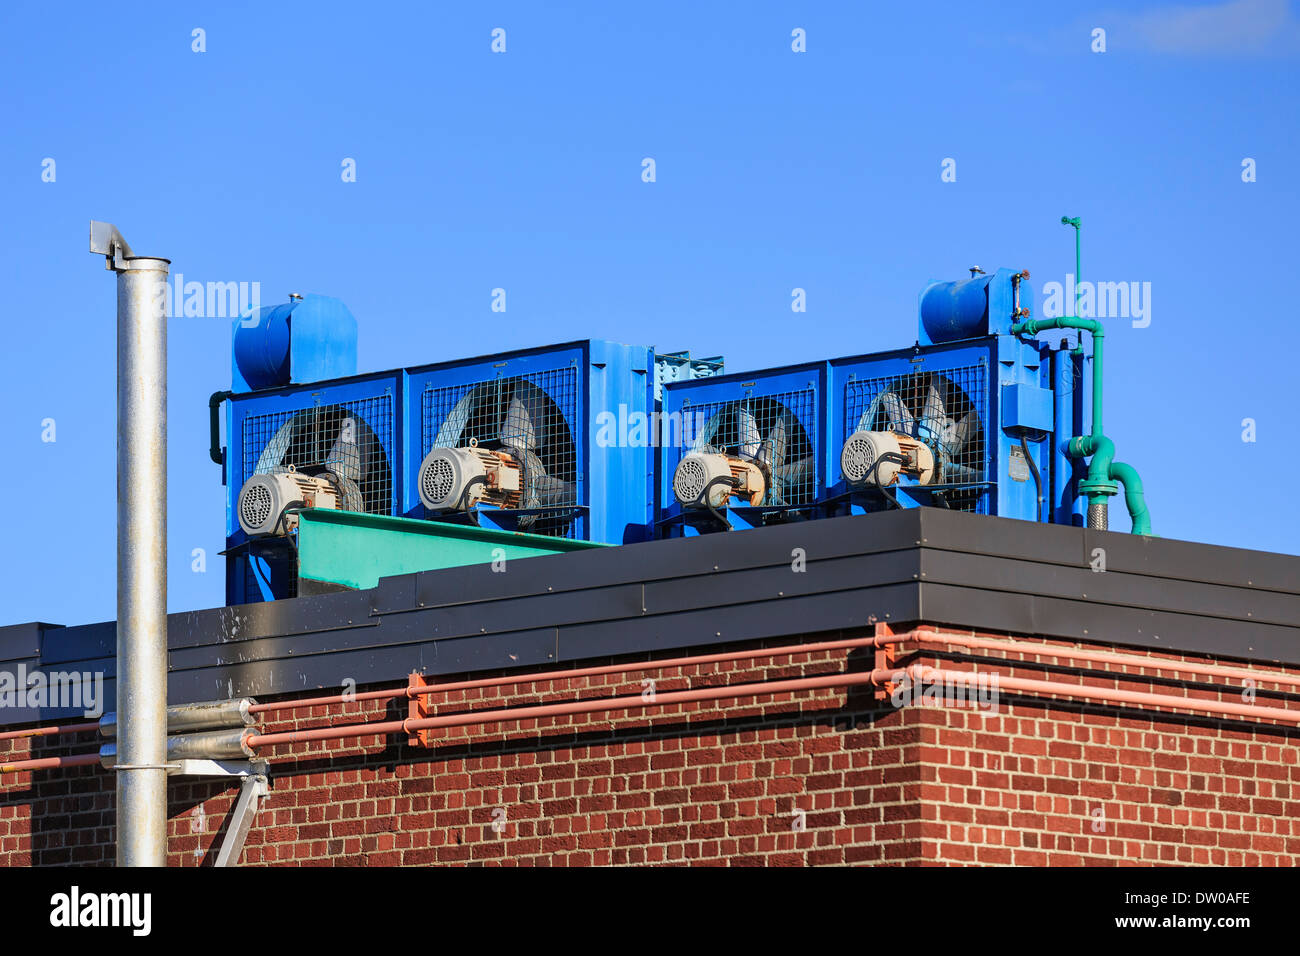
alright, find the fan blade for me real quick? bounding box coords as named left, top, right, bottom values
left=501, top=389, right=543, bottom=455
left=758, top=413, right=790, bottom=473
left=921, top=383, right=946, bottom=429
left=434, top=391, right=477, bottom=447
left=944, top=413, right=974, bottom=453
left=255, top=419, right=296, bottom=474
left=693, top=410, right=725, bottom=453
left=940, top=461, right=983, bottom=484
left=882, top=391, right=915, bottom=431
left=326, top=416, right=367, bottom=481
left=860, top=391, right=914, bottom=434
left=773, top=454, right=813, bottom=506
left=775, top=455, right=812, bottom=482
left=737, top=406, right=762, bottom=459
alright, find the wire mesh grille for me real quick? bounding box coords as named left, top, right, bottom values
left=843, top=362, right=988, bottom=512
left=240, top=395, right=395, bottom=513
left=421, top=366, right=580, bottom=537
left=239, top=393, right=395, bottom=603
left=679, top=388, right=819, bottom=507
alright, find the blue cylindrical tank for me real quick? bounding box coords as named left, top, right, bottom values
left=233, top=302, right=294, bottom=390
left=919, top=275, right=993, bottom=344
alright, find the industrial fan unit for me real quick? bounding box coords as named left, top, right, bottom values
left=829, top=351, right=990, bottom=512
left=409, top=340, right=655, bottom=544
left=825, top=268, right=1059, bottom=522
left=223, top=371, right=400, bottom=604
left=660, top=362, right=826, bottom=535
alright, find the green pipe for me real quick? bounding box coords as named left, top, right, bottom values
left=1013, top=317, right=1150, bottom=534
left=1068, top=434, right=1115, bottom=501
left=1062, top=215, right=1081, bottom=317
left=1108, top=461, right=1151, bottom=536
left=1011, top=315, right=1103, bottom=439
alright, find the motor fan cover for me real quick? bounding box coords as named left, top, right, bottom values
left=841, top=431, right=935, bottom=487
left=674, top=452, right=766, bottom=508
left=238, top=469, right=340, bottom=537
left=418, top=443, right=522, bottom=512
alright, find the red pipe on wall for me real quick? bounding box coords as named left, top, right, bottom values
left=248, top=634, right=884, bottom=716
left=898, top=630, right=1300, bottom=690
left=0, top=752, right=101, bottom=775
left=0, top=721, right=99, bottom=743
left=246, top=658, right=1300, bottom=753
left=246, top=669, right=884, bottom=750
left=896, top=663, right=1300, bottom=725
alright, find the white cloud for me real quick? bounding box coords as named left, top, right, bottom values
left=1121, top=0, right=1300, bottom=55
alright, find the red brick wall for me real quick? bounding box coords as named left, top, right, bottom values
left=1, top=627, right=1296, bottom=866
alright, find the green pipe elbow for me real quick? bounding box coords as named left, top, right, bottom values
left=1108, top=461, right=1151, bottom=536
left=1068, top=434, right=1114, bottom=482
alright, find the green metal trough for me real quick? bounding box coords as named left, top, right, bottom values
left=296, top=510, right=607, bottom=591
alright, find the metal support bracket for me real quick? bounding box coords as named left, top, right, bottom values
left=408, top=671, right=433, bottom=748
left=873, top=621, right=900, bottom=701
left=173, top=758, right=268, bottom=778
left=214, top=769, right=270, bottom=867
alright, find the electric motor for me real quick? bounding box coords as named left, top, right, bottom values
left=418, top=442, right=522, bottom=512
left=237, top=468, right=340, bottom=537
left=673, top=452, right=767, bottom=509
left=840, top=431, right=935, bottom=487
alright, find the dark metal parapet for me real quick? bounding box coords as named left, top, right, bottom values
left=1, top=510, right=1297, bottom=723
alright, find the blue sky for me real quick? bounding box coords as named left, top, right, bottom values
left=1, top=1, right=1296, bottom=625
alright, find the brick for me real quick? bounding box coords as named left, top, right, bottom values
left=1, top=631, right=1295, bottom=868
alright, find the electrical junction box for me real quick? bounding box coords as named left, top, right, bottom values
left=1000, top=383, right=1054, bottom=434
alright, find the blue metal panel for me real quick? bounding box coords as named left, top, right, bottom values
left=659, top=361, right=828, bottom=533
left=992, top=335, right=1051, bottom=522
left=590, top=340, right=655, bottom=544
left=1000, top=383, right=1054, bottom=433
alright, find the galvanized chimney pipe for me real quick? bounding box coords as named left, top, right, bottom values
left=90, top=222, right=170, bottom=867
